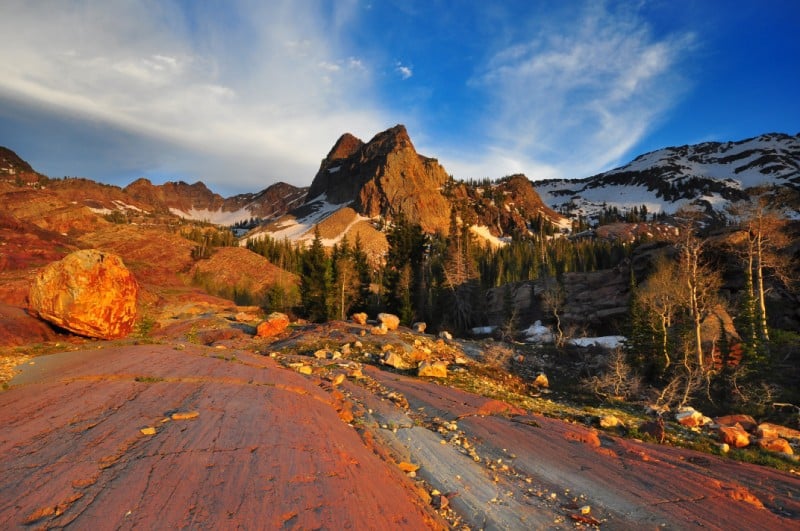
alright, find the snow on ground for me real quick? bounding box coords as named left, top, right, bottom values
left=523, top=321, right=626, bottom=348
left=568, top=336, right=626, bottom=349
left=523, top=321, right=554, bottom=343
left=470, top=225, right=510, bottom=249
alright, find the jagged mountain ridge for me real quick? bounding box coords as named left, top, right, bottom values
left=124, top=178, right=308, bottom=225
left=246, top=125, right=568, bottom=251
left=534, top=132, right=800, bottom=220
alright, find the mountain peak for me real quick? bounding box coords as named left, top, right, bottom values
left=306, top=124, right=451, bottom=232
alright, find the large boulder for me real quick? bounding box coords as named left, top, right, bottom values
left=28, top=250, right=138, bottom=339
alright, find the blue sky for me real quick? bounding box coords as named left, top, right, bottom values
left=0, top=1, right=798, bottom=195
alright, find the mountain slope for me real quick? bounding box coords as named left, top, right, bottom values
left=534, top=132, right=800, bottom=220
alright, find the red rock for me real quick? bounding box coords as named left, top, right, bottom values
left=715, top=414, right=757, bottom=432
left=256, top=312, right=290, bottom=337
left=28, top=249, right=138, bottom=340
left=757, top=438, right=793, bottom=455
left=719, top=424, right=750, bottom=448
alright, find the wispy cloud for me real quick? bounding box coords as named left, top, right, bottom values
left=0, top=0, right=387, bottom=192
left=396, top=62, right=413, bottom=80
left=468, top=3, right=693, bottom=180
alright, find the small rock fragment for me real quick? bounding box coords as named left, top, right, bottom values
left=398, top=462, right=420, bottom=473
left=171, top=411, right=199, bottom=421
left=417, top=360, right=448, bottom=378
left=140, top=427, right=156, bottom=436
left=378, top=313, right=400, bottom=331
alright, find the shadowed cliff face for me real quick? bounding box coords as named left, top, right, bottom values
left=307, top=125, right=452, bottom=234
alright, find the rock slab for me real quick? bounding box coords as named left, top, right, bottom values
left=28, top=249, right=138, bottom=339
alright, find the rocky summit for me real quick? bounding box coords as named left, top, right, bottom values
left=307, top=124, right=453, bottom=233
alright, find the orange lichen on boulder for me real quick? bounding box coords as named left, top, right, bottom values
left=28, top=249, right=138, bottom=340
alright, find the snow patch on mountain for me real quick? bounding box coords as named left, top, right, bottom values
left=534, top=133, right=800, bottom=220
left=470, top=225, right=510, bottom=248
left=241, top=195, right=355, bottom=247
left=170, top=207, right=252, bottom=226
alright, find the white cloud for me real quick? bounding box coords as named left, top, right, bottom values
left=396, top=63, right=413, bottom=80
left=0, top=0, right=388, bottom=192
left=471, top=3, right=693, bottom=180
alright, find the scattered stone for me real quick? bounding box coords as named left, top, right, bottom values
left=349, top=368, right=363, bottom=379
left=718, top=443, right=730, bottom=453
left=29, top=249, right=138, bottom=340
left=140, top=427, right=156, bottom=436
left=313, top=349, right=329, bottom=359
left=718, top=424, right=750, bottom=448
left=171, top=411, right=199, bottom=421
left=351, top=312, right=368, bottom=325
left=297, top=365, right=313, bottom=375
left=370, top=326, right=387, bottom=336
left=454, top=356, right=469, bottom=365
left=417, top=360, right=448, bottom=378
left=675, top=407, right=706, bottom=428
left=256, top=312, right=290, bottom=338
left=599, top=415, right=624, bottom=429
left=758, top=422, right=800, bottom=442
left=398, top=462, right=420, bottom=473
left=532, top=373, right=549, bottom=388
left=331, top=373, right=346, bottom=387
left=438, top=331, right=452, bottom=340
left=235, top=311, right=259, bottom=322
left=580, top=505, right=591, bottom=515
left=332, top=351, right=342, bottom=360
left=341, top=344, right=351, bottom=356
left=378, top=313, right=400, bottom=331
left=412, top=322, right=427, bottom=333
left=715, top=414, right=757, bottom=432
left=382, top=352, right=409, bottom=370
left=354, top=341, right=363, bottom=349
left=758, top=438, right=793, bottom=455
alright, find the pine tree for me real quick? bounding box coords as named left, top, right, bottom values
left=300, top=226, right=332, bottom=322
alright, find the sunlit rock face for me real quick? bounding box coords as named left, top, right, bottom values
left=29, top=249, right=138, bottom=339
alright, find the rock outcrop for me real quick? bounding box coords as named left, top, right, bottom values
left=29, top=250, right=138, bottom=339
left=307, top=125, right=452, bottom=234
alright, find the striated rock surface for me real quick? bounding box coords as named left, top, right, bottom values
left=29, top=250, right=138, bottom=339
